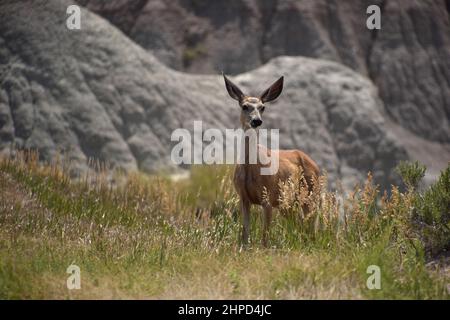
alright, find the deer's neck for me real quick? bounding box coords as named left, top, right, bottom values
left=242, top=128, right=259, bottom=167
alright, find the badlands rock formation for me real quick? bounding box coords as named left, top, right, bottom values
left=78, top=0, right=450, bottom=143
left=2, top=0, right=448, bottom=189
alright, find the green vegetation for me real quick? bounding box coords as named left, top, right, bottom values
left=396, top=160, right=426, bottom=190
left=182, top=44, right=207, bottom=68
left=0, top=152, right=448, bottom=299
left=411, top=165, right=450, bottom=256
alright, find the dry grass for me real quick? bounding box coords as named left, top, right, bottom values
left=0, top=151, right=448, bottom=299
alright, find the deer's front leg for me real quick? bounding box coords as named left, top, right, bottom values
left=241, top=199, right=250, bottom=246
left=262, top=205, right=272, bottom=247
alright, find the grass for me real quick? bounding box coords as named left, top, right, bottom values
left=0, top=151, right=448, bottom=299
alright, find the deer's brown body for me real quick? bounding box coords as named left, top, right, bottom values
left=234, top=146, right=319, bottom=207
left=223, top=74, right=320, bottom=247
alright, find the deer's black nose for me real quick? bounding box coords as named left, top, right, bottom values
left=251, top=119, right=262, bottom=128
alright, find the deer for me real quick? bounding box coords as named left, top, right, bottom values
left=223, top=74, right=320, bottom=247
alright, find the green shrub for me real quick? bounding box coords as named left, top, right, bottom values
left=413, top=164, right=450, bottom=255
left=182, top=45, right=206, bottom=68
left=396, top=161, right=426, bottom=190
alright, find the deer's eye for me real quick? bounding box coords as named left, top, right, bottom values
left=242, top=105, right=249, bottom=111
left=260, top=106, right=265, bottom=112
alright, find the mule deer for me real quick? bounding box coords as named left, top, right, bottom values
left=223, top=74, right=320, bottom=247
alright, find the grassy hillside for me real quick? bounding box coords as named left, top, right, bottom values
left=0, top=152, right=448, bottom=299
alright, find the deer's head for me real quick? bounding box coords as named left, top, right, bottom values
left=223, top=74, right=284, bottom=130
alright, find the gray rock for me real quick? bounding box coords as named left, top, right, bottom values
left=0, top=0, right=411, bottom=190
left=78, top=0, right=450, bottom=144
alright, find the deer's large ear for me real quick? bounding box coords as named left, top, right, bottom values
left=223, top=74, right=245, bottom=101
left=260, top=76, right=284, bottom=103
